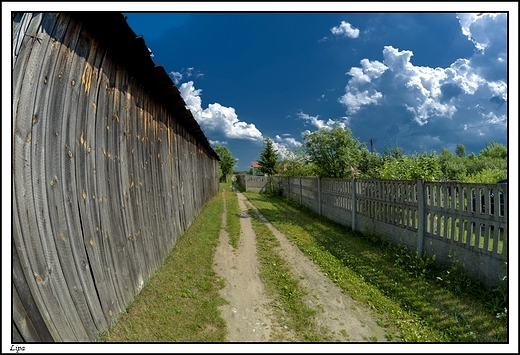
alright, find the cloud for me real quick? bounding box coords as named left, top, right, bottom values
left=335, top=12, right=507, bottom=154
left=340, top=41, right=507, bottom=127
left=456, top=13, right=505, bottom=52
left=170, top=67, right=205, bottom=85
left=170, top=71, right=183, bottom=85
left=179, top=81, right=263, bottom=142
left=209, top=139, right=228, bottom=145
left=274, top=135, right=302, bottom=148
left=339, top=90, right=383, bottom=114
left=270, top=135, right=302, bottom=160
left=297, top=112, right=347, bottom=130
left=456, top=13, right=507, bottom=82
left=331, top=21, right=360, bottom=38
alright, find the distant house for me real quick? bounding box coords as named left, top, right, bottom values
left=251, top=161, right=263, bottom=176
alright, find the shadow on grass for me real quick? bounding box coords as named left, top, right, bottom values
left=244, top=192, right=507, bottom=342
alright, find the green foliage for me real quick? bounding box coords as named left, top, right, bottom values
left=278, top=147, right=316, bottom=177
left=258, top=137, right=279, bottom=177
left=213, top=143, right=238, bottom=181
left=258, top=137, right=280, bottom=193
left=438, top=148, right=467, bottom=181
left=479, top=141, right=507, bottom=160
left=302, top=124, right=370, bottom=178
left=465, top=168, right=507, bottom=183
left=358, top=150, right=383, bottom=179
left=378, top=151, right=441, bottom=181
left=455, top=143, right=466, bottom=158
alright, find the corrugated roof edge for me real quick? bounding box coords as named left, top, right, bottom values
left=67, top=12, right=220, bottom=161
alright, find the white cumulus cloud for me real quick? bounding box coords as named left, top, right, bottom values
left=272, top=135, right=302, bottom=160
left=456, top=13, right=506, bottom=51
left=331, top=21, right=360, bottom=38
left=179, top=81, right=263, bottom=142
left=339, top=41, right=507, bottom=129
left=297, top=112, right=347, bottom=130
left=335, top=12, right=507, bottom=155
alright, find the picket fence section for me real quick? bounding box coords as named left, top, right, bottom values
left=12, top=13, right=219, bottom=342
left=273, top=176, right=507, bottom=288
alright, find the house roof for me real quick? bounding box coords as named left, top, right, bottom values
left=67, top=12, right=219, bottom=161
left=251, top=161, right=262, bottom=168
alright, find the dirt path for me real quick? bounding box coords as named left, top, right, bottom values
left=212, top=191, right=274, bottom=341
left=213, top=190, right=389, bottom=342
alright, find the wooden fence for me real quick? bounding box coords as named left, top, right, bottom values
left=12, top=13, right=219, bottom=342
left=275, top=177, right=507, bottom=288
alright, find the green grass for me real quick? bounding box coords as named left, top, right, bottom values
left=98, top=184, right=228, bottom=342
left=247, top=206, right=334, bottom=341
left=221, top=184, right=241, bottom=249
left=243, top=192, right=508, bottom=342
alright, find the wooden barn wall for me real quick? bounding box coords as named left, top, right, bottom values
left=12, top=13, right=219, bottom=342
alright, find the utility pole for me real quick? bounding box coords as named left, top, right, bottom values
left=370, top=138, right=375, bottom=153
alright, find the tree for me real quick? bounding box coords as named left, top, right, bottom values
left=302, top=125, right=369, bottom=178
left=438, top=148, right=467, bottom=181
left=258, top=137, right=279, bottom=177
left=479, top=141, right=507, bottom=160
left=463, top=142, right=507, bottom=182
left=358, top=150, right=382, bottom=179
left=213, top=143, right=238, bottom=182
left=278, top=147, right=315, bottom=177
left=455, top=143, right=466, bottom=158
left=378, top=151, right=441, bottom=181
left=258, top=137, right=279, bottom=193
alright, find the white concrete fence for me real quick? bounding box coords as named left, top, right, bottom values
left=242, top=175, right=507, bottom=288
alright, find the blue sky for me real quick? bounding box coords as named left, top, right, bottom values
left=120, top=6, right=515, bottom=172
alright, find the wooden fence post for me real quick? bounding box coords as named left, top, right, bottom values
left=417, top=179, right=425, bottom=257
left=352, top=178, right=357, bottom=231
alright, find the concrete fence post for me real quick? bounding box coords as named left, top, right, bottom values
left=317, top=177, right=322, bottom=216
left=299, top=177, right=303, bottom=205
left=417, top=179, right=425, bottom=257
left=352, top=178, right=357, bottom=231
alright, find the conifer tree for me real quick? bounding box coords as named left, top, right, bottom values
left=258, top=137, right=279, bottom=193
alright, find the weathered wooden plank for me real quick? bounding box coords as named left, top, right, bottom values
left=45, top=13, right=103, bottom=341
left=56, top=15, right=110, bottom=336
left=101, top=49, right=141, bottom=303
left=12, top=13, right=64, bottom=342
left=35, top=12, right=93, bottom=341
left=111, top=58, right=146, bottom=296
left=130, top=85, right=153, bottom=271
left=92, top=40, right=137, bottom=310
left=17, top=12, right=79, bottom=342
left=12, top=241, right=55, bottom=342
left=13, top=283, right=42, bottom=342
left=119, top=66, right=149, bottom=292
left=76, top=25, right=125, bottom=324
left=71, top=21, right=121, bottom=329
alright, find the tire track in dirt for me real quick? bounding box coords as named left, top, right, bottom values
left=213, top=190, right=388, bottom=342
left=212, top=191, right=274, bottom=342
left=243, top=195, right=389, bottom=342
